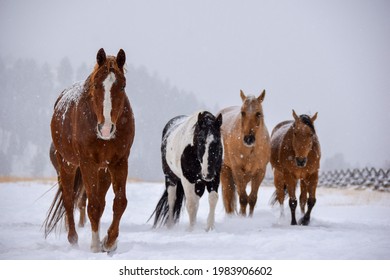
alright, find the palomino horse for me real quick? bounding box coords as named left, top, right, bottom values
left=219, top=90, right=270, bottom=216
left=270, top=110, right=321, bottom=225
left=150, top=111, right=223, bottom=231
left=44, top=48, right=135, bottom=252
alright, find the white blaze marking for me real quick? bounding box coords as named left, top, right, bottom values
left=201, top=134, right=214, bottom=180
left=103, top=73, right=116, bottom=126
left=98, top=73, right=116, bottom=139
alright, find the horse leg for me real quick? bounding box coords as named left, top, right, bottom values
left=57, top=159, right=78, bottom=245
left=285, top=174, right=298, bottom=225
left=74, top=169, right=87, bottom=228
left=97, top=169, right=112, bottom=218
left=77, top=188, right=87, bottom=227
left=248, top=169, right=265, bottom=217
left=299, top=173, right=318, bottom=226
left=233, top=172, right=248, bottom=216
left=102, top=159, right=128, bottom=252
left=166, top=180, right=177, bottom=228
left=237, top=187, right=249, bottom=216
left=205, top=179, right=219, bottom=231
left=273, top=169, right=286, bottom=219
left=299, top=180, right=308, bottom=214
left=80, top=164, right=102, bottom=252
left=183, top=179, right=200, bottom=230
left=220, top=164, right=236, bottom=215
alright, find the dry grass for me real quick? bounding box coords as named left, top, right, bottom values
left=0, top=176, right=145, bottom=184
left=0, top=177, right=57, bottom=183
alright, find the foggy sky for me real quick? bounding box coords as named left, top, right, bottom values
left=1, top=0, right=389, bottom=168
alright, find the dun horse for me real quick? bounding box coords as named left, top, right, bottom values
left=219, top=90, right=270, bottom=216
left=150, top=111, right=223, bottom=231
left=44, top=48, right=135, bottom=252
left=270, top=110, right=321, bottom=225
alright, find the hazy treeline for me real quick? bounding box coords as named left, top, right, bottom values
left=0, top=56, right=207, bottom=180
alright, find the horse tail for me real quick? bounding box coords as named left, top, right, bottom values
left=173, top=181, right=185, bottom=222
left=149, top=180, right=185, bottom=228
left=269, top=185, right=288, bottom=206
left=43, top=168, right=83, bottom=238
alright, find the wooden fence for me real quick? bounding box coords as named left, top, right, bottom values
left=263, top=168, right=390, bottom=191
left=319, top=168, right=390, bottom=191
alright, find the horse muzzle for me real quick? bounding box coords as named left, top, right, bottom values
left=295, top=157, right=307, bottom=168
left=202, top=173, right=215, bottom=182
left=243, top=134, right=255, bottom=147
left=97, top=123, right=116, bottom=140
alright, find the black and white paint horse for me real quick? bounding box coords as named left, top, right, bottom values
left=150, top=111, right=223, bottom=231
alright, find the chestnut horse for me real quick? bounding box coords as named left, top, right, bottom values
left=44, top=48, right=135, bottom=252
left=270, top=110, right=320, bottom=225
left=219, top=90, right=270, bottom=216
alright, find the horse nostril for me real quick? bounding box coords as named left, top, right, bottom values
left=295, top=157, right=307, bottom=167
left=98, top=123, right=103, bottom=132
left=110, top=124, right=115, bottom=134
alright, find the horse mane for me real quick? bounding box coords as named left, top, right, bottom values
left=299, top=114, right=316, bottom=134
left=193, top=111, right=216, bottom=128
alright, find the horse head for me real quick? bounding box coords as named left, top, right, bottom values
left=89, top=48, right=127, bottom=140
left=291, top=110, right=318, bottom=168
left=194, top=112, right=223, bottom=181
left=240, top=90, right=266, bottom=147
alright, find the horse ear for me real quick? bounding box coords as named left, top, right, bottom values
left=258, top=90, right=266, bottom=102
left=97, top=48, right=106, bottom=66
left=240, top=90, right=246, bottom=102
left=311, top=112, right=318, bottom=122
left=117, top=49, right=126, bottom=69
left=215, top=113, right=223, bottom=128
left=197, top=112, right=204, bottom=125
left=292, top=110, right=299, bottom=121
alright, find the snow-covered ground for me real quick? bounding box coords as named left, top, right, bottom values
left=0, top=180, right=389, bottom=260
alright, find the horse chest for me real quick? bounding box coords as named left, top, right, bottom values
left=231, top=148, right=259, bottom=175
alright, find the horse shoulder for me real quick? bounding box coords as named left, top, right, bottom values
left=181, top=145, right=200, bottom=184
left=270, top=125, right=293, bottom=170
left=308, top=137, right=321, bottom=168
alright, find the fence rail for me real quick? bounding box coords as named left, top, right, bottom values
left=263, top=167, right=390, bottom=191
left=319, top=168, right=390, bottom=191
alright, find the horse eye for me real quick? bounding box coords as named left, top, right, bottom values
left=256, top=112, right=262, bottom=118
left=241, top=112, right=246, bottom=117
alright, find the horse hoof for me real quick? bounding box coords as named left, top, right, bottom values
left=186, top=225, right=195, bottom=232
left=102, top=236, right=117, bottom=253
left=68, top=233, right=78, bottom=246
left=299, top=217, right=310, bottom=226
left=205, top=224, right=215, bottom=232
left=90, top=243, right=102, bottom=253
